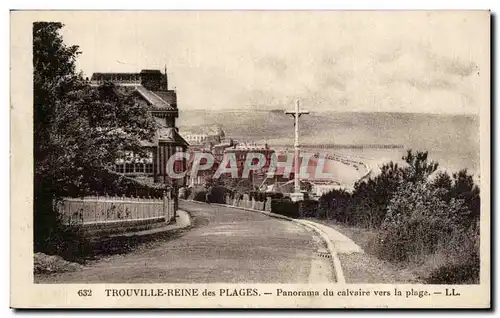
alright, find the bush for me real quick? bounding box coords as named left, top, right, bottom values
left=192, top=190, right=207, bottom=203
left=318, top=188, right=352, bottom=222
left=296, top=149, right=480, bottom=284
left=299, top=199, right=320, bottom=218
left=38, top=212, right=93, bottom=263
left=424, top=224, right=480, bottom=284
left=265, top=192, right=284, bottom=199
left=374, top=180, right=480, bottom=284
left=377, top=181, right=468, bottom=262
left=271, top=198, right=300, bottom=218
left=270, top=198, right=319, bottom=218
left=208, top=186, right=232, bottom=204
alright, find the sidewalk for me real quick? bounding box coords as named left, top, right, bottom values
left=297, top=219, right=364, bottom=254
left=294, top=219, right=364, bottom=284
left=299, top=219, right=419, bottom=284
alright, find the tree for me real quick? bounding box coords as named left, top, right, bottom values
left=33, top=22, right=157, bottom=251
left=451, top=169, right=481, bottom=224
left=350, top=161, right=402, bottom=228
left=431, top=169, right=480, bottom=225
left=430, top=171, right=453, bottom=202
left=401, top=150, right=439, bottom=183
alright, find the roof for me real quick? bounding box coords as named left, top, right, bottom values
left=135, top=86, right=176, bottom=111
left=91, top=72, right=139, bottom=77
left=151, top=91, right=177, bottom=108
left=157, top=127, right=189, bottom=146
left=140, top=69, right=162, bottom=74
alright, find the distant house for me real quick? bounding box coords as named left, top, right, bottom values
left=184, top=125, right=226, bottom=146
left=184, top=133, right=209, bottom=145
left=90, top=69, right=189, bottom=185
left=223, top=144, right=274, bottom=178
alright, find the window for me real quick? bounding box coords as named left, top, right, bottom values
left=145, top=164, right=153, bottom=174
left=135, top=163, right=145, bottom=173
left=125, top=163, right=134, bottom=173
left=116, top=164, right=124, bottom=174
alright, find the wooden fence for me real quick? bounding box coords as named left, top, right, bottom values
left=56, top=195, right=175, bottom=225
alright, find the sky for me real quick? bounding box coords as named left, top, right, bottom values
left=53, top=11, right=489, bottom=114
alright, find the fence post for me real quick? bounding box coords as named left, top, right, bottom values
left=104, top=193, right=109, bottom=221
left=265, top=197, right=272, bottom=212
left=94, top=195, right=98, bottom=222
left=163, top=191, right=168, bottom=223
left=121, top=194, right=126, bottom=220
left=147, top=196, right=150, bottom=219
left=172, top=186, right=178, bottom=220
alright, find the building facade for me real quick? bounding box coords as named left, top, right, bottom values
left=90, top=69, right=189, bottom=185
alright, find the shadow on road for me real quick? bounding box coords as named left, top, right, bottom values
left=61, top=224, right=193, bottom=265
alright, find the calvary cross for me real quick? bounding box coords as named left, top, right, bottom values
left=285, top=100, right=309, bottom=201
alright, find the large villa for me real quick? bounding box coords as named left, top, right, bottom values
left=90, top=69, right=189, bottom=185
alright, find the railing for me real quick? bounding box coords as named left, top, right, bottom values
left=56, top=195, right=175, bottom=226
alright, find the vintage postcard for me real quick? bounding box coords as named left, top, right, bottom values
left=10, top=10, right=490, bottom=308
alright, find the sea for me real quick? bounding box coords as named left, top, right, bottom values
left=178, top=110, right=480, bottom=181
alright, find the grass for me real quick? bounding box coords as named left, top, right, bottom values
left=309, top=218, right=479, bottom=284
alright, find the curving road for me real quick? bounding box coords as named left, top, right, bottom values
left=36, top=201, right=335, bottom=283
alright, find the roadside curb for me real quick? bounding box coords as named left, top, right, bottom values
left=295, top=220, right=346, bottom=284
left=180, top=199, right=345, bottom=283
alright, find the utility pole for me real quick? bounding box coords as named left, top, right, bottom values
left=285, top=100, right=309, bottom=202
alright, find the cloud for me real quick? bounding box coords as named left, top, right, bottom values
left=382, top=76, right=457, bottom=91
left=61, top=11, right=485, bottom=114
left=230, top=43, right=478, bottom=114
left=254, top=56, right=288, bottom=78
left=425, top=52, right=478, bottom=77
left=376, top=47, right=404, bottom=64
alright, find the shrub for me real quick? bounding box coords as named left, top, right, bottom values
left=192, top=190, right=207, bottom=203
left=423, top=224, right=480, bottom=284
left=208, top=186, right=232, bottom=204
left=299, top=199, right=320, bottom=218
left=265, top=192, right=284, bottom=200
left=38, top=212, right=93, bottom=263
left=271, top=198, right=300, bottom=218
left=318, top=188, right=352, bottom=222
left=377, top=181, right=469, bottom=262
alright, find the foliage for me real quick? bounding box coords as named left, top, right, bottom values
left=424, top=223, right=480, bottom=284
left=298, top=199, right=320, bottom=218
left=400, top=150, right=439, bottom=183
left=33, top=22, right=158, bottom=252
left=271, top=199, right=300, bottom=218
left=192, top=190, right=208, bottom=203
left=207, top=186, right=232, bottom=204
left=314, top=149, right=480, bottom=283
left=318, top=150, right=441, bottom=228
left=377, top=181, right=470, bottom=262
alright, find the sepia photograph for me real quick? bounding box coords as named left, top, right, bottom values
left=10, top=10, right=490, bottom=308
